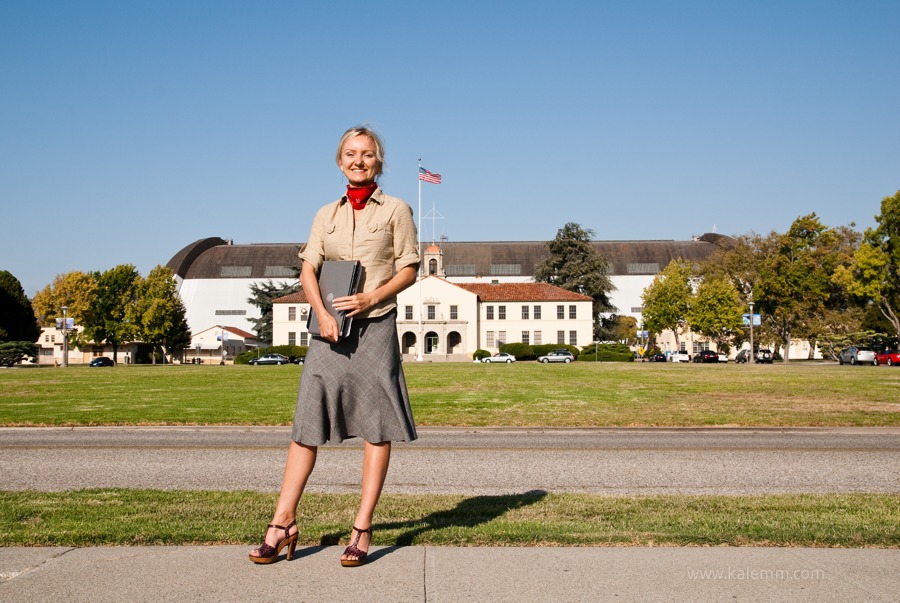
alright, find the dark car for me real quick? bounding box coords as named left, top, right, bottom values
left=248, top=353, right=290, bottom=365
left=692, top=350, right=719, bottom=363
left=647, top=353, right=666, bottom=362
left=89, top=357, right=115, bottom=367
left=292, top=356, right=305, bottom=365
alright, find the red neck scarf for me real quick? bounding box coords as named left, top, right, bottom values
left=346, top=183, right=378, bottom=210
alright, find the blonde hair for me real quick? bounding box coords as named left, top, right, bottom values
left=335, top=126, right=385, bottom=178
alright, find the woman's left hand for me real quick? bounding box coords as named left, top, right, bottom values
left=332, top=292, right=377, bottom=317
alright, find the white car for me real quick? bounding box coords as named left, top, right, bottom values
left=669, top=351, right=691, bottom=363
left=481, top=353, right=516, bottom=363
left=537, top=350, right=575, bottom=363
left=717, top=353, right=728, bottom=363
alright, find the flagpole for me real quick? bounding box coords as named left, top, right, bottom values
left=416, top=158, right=423, bottom=362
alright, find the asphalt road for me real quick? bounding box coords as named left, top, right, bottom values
left=2, top=426, right=898, bottom=495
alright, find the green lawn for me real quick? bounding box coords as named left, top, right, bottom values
left=3, top=362, right=898, bottom=549
left=1, top=362, right=898, bottom=427
left=2, top=490, right=897, bottom=548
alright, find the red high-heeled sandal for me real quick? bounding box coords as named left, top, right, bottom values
left=340, top=525, right=372, bottom=567
left=248, top=519, right=298, bottom=564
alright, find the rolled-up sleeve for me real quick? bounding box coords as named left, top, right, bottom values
left=392, top=202, right=419, bottom=272
left=299, top=205, right=330, bottom=272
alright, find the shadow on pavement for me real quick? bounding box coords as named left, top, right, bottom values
left=319, top=489, right=549, bottom=558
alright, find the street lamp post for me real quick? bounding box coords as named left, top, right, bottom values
left=748, top=300, right=755, bottom=365
left=61, top=305, right=69, bottom=367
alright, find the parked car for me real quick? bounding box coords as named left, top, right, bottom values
left=481, top=352, right=516, bottom=363
left=537, top=350, right=575, bottom=363
left=248, top=353, right=290, bottom=365
left=717, top=353, right=728, bottom=363
left=647, top=353, right=667, bottom=362
left=291, top=356, right=305, bottom=365
left=875, top=350, right=900, bottom=366
left=754, top=349, right=774, bottom=364
left=669, top=351, right=691, bottom=363
left=89, top=357, right=115, bottom=367
left=839, top=347, right=877, bottom=366
left=735, top=349, right=773, bottom=364
left=692, top=350, right=719, bottom=363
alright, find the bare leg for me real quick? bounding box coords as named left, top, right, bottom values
left=250, top=441, right=317, bottom=558
left=341, top=440, right=391, bottom=563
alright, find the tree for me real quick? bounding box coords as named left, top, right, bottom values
left=687, top=277, right=744, bottom=350
left=0, top=341, right=38, bottom=367
left=756, top=214, right=854, bottom=362
left=641, top=259, right=693, bottom=349
left=31, top=271, right=97, bottom=328
left=134, top=265, right=191, bottom=364
left=247, top=280, right=300, bottom=344
left=597, top=314, right=638, bottom=345
left=0, top=271, right=41, bottom=344
left=835, top=189, right=900, bottom=339
left=81, top=265, right=141, bottom=363
left=533, top=222, right=615, bottom=335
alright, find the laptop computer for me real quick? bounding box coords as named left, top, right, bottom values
left=306, top=260, right=362, bottom=340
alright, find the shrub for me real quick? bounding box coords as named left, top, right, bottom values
left=532, top=344, right=579, bottom=358
left=579, top=343, right=634, bottom=362
left=499, top=342, right=534, bottom=360
left=473, top=349, right=491, bottom=361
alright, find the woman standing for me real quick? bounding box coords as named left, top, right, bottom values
left=249, top=126, right=419, bottom=566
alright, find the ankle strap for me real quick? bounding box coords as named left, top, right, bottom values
left=268, top=519, right=297, bottom=538
left=352, top=525, right=372, bottom=535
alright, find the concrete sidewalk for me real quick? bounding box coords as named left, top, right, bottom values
left=1, top=545, right=897, bottom=602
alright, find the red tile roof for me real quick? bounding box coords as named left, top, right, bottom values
left=455, top=282, right=591, bottom=302
left=274, top=290, right=310, bottom=303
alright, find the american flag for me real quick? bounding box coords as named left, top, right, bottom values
left=418, top=167, right=442, bottom=184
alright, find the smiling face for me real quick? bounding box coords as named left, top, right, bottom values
left=338, top=134, right=381, bottom=186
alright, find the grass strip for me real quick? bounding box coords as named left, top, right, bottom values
left=1, top=490, right=897, bottom=548
left=1, top=363, right=899, bottom=427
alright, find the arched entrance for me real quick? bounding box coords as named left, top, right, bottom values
left=425, top=331, right=439, bottom=354
left=402, top=332, right=417, bottom=355
left=447, top=331, right=462, bottom=354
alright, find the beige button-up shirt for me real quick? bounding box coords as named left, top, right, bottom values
left=300, top=188, right=420, bottom=319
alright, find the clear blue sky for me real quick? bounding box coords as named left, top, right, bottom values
left=3, top=0, right=898, bottom=297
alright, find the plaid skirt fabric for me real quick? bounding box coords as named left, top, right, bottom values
left=291, top=310, right=417, bottom=446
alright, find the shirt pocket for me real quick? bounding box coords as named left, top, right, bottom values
left=323, top=223, right=347, bottom=259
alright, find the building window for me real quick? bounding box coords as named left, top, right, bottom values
left=498, top=305, right=506, bottom=320
left=557, top=331, right=565, bottom=345
left=522, top=331, right=530, bottom=345
left=486, top=331, right=495, bottom=347
left=429, top=258, right=438, bottom=274
left=288, top=332, right=296, bottom=346
left=534, top=331, right=542, bottom=345
left=498, top=331, right=506, bottom=346
left=405, top=305, right=413, bottom=320
left=288, top=307, right=296, bottom=321
left=486, top=306, right=494, bottom=320
left=569, top=331, right=577, bottom=346
left=300, top=333, right=309, bottom=346
left=631, top=307, right=644, bottom=313
left=427, top=305, right=436, bottom=320
left=534, top=305, right=541, bottom=319
left=522, top=305, right=529, bottom=320
left=450, top=305, right=458, bottom=320
left=557, top=305, right=565, bottom=319
left=44, top=334, right=49, bottom=342
left=569, top=305, right=577, bottom=319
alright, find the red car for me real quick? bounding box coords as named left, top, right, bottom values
left=875, top=350, right=900, bottom=366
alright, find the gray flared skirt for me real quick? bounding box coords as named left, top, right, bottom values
left=291, top=310, right=417, bottom=446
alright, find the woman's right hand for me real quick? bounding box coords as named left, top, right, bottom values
left=315, top=309, right=340, bottom=342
